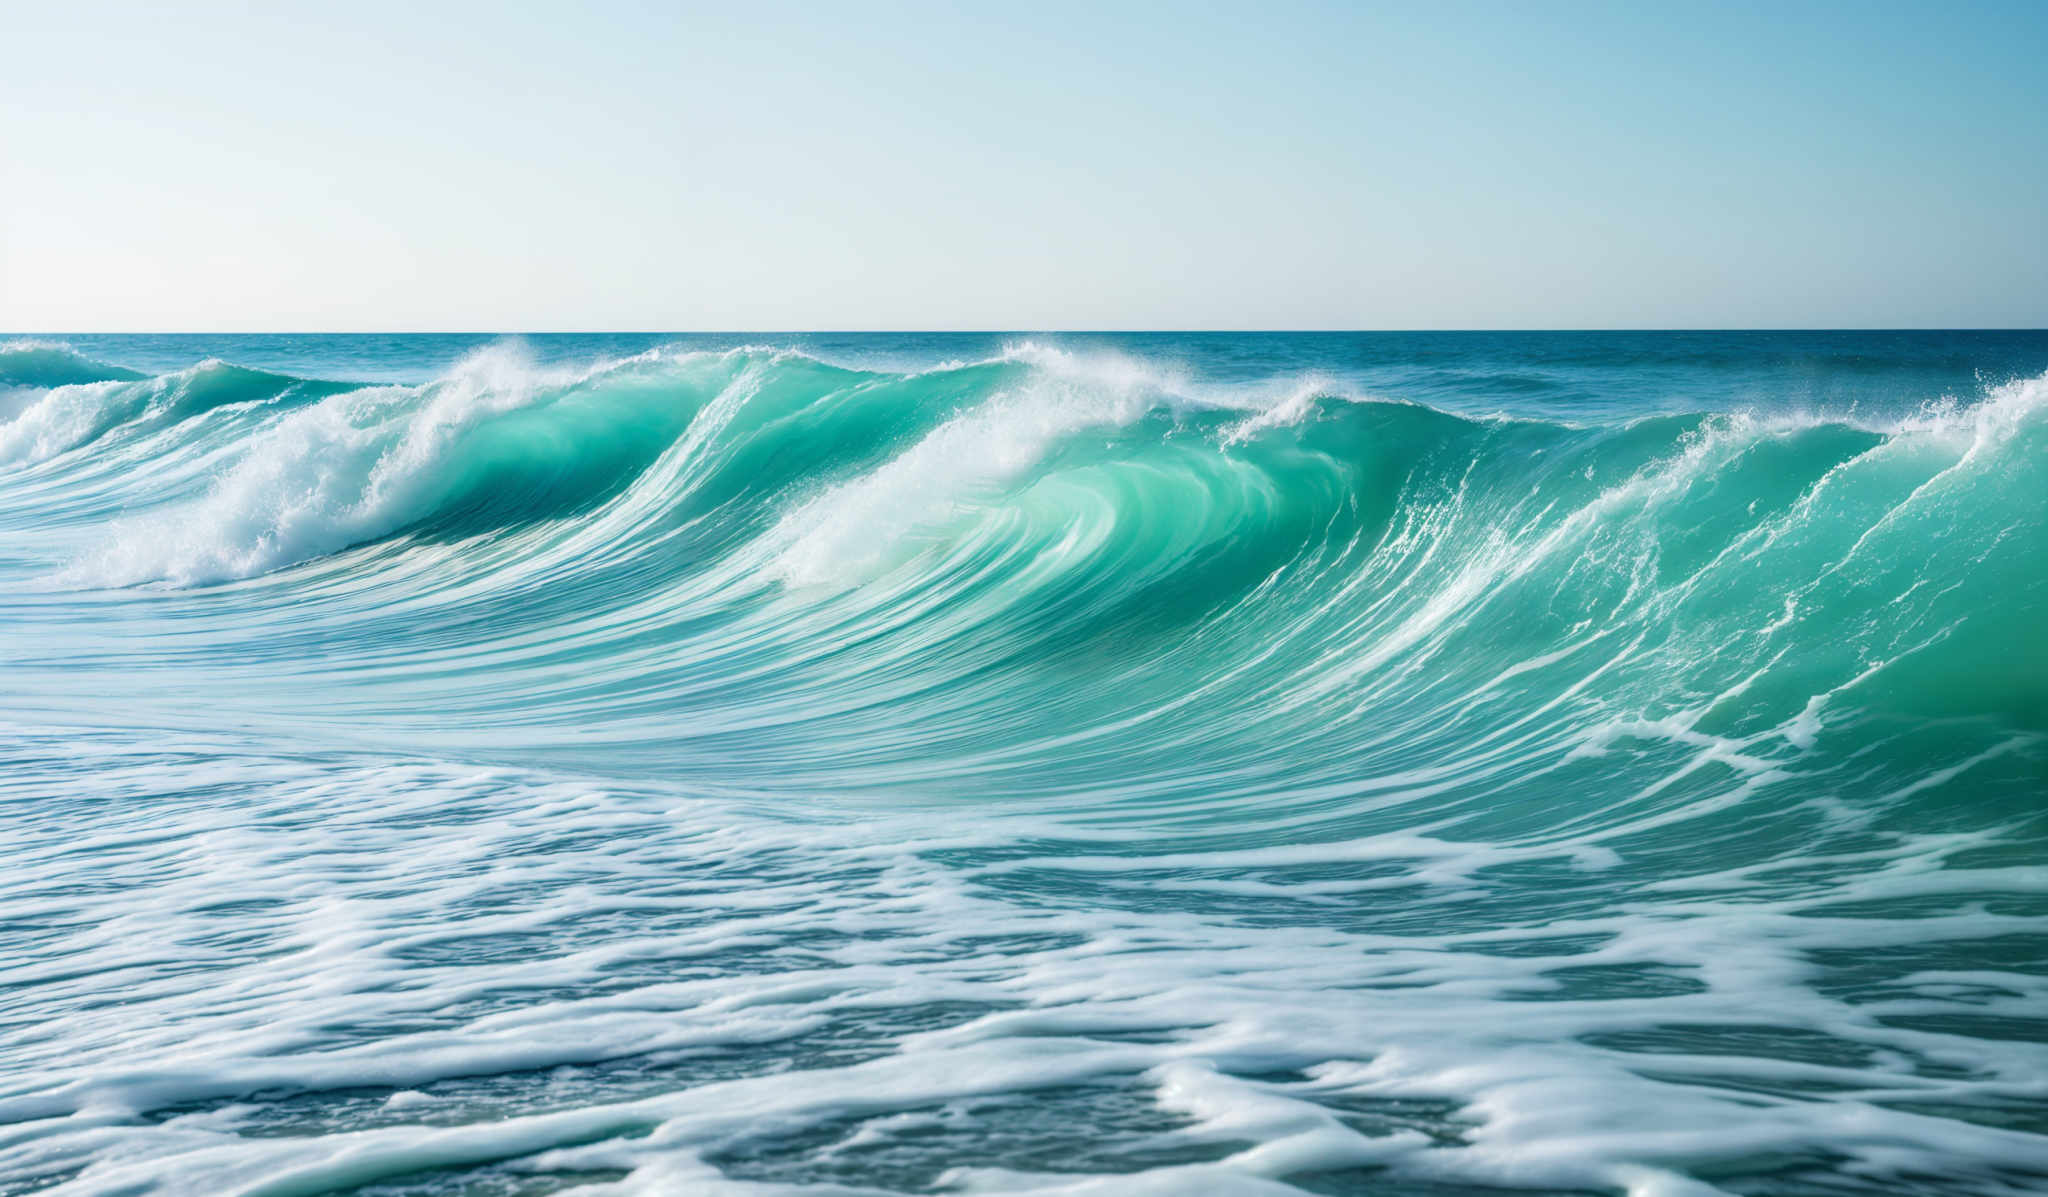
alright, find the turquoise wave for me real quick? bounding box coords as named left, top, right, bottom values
left=2, top=338, right=2045, bottom=1196
left=16, top=342, right=2043, bottom=728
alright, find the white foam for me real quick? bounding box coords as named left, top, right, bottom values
left=3, top=723, right=2041, bottom=1196
left=54, top=344, right=603, bottom=587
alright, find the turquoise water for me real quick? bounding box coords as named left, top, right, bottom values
left=2, top=332, right=2045, bottom=1196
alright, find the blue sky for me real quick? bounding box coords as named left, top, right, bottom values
left=3, top=1, right=2042, bottom=330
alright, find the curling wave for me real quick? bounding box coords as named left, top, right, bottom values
left=2, top=335, right=2045, bottom=1197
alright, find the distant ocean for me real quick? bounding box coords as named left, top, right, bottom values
left=4, top=331, right=2045, bottom=1196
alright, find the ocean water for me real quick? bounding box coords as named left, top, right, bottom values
left=2, top=331, right=2045, bottom=1197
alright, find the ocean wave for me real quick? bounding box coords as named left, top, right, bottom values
left=17, top=347, right=2034, bottom=745
left=5, top=338, right=2048, bottom=1195
left=0, top=340, right=146, bottom=389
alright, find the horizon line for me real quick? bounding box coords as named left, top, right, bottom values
left=11, top=327, right=2048, bottom=337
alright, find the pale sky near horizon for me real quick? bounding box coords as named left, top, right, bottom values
left=2, top=0, right=2043, bottom=331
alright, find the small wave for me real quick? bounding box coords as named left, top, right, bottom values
left=0, top=340, right=146, bottom=389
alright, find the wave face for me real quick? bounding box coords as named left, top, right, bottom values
left=3, top=331, right=2046, bottom=1197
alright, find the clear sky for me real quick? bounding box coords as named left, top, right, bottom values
left=3, top=1, right=2043, bottom=331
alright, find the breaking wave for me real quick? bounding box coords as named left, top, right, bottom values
left=2, top=337, right=2045, bottom=1196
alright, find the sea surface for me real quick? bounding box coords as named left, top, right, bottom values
left=2, top=331, right=2045, bottom=1196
